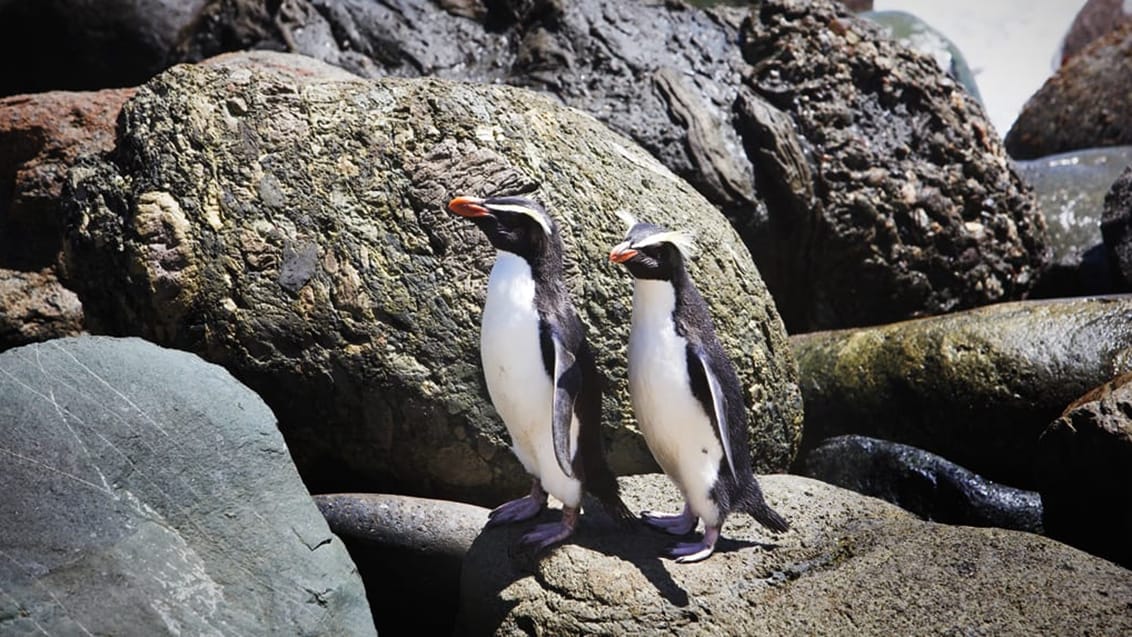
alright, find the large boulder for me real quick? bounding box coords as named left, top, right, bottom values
left=0, top=336, right=374, bottom=635
left=800, top=435, right=1043, bottom=533
left=791, top=296, right=1132, bottom=488
left=1057, top=0, right=1132, bottom=66
left=173, top=0, right=1046, bottom=333
left=62, top=51, right=802, bottom=505
left=457, top=473, right=1132, bottom=635
left=1037, top=372, right=1132, bottom=569
left=1007, top=22, right=1132, bottom=159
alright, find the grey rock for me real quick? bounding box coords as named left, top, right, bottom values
left=0, top=336, right=374, bottom=636
left=316, top=493, right=488, bottom=636
left=791, top=296, right=1132, bottom=489
left=457, top=473, right=1132, bottom=635
left=173, top=0, right=1046, bottom=333
left=1007, top=22, right=1132, bottom=159
left=62, top=51, right=802, bottom=506
left=1015, top=146, right=1132, bottom=296
left=0, top=0, right=208, bottom=96
left=800, top=435, right=1043, bottom=533
left=1102, top=163, right=1132, bottom=288
left=1037, top=373, right=1132, bottom=569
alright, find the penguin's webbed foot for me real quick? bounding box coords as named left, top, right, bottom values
left=519, top=506, right=579, bottom=552
left=664, top=525, right=720, bottom=563
left=486, top=494, right=546, bottom=527
left=641, top=503, right=697, bottom=535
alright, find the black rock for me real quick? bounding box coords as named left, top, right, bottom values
left=799, top=435, right=1043, bottom=533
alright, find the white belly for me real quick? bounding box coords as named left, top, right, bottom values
left=480, top=251, right=581, bottom=507
left=628, top=279, right=723, bottom=526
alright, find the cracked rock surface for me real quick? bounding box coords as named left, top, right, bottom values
left=0, top=335, right=374, bottom=636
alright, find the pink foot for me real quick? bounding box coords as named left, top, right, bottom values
left=486, top=481, right=547, bottom=527
left=520, top=506, right=579, bottom=552
left=665, top=525, right=720, bottom=563
left=641, top=503, right=698, bottom=535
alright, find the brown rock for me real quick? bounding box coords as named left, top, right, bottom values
left=1037, top=372, right=1132, bottom=568
left=0, top=269, right=84, bottom=351
left=1007, top=22, right=1132, bottom=159
left=1059, top=0, right=1132, bottom=65
left=0, top=88, right=134, bottom=270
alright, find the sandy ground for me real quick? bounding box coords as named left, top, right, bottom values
left=873, top=0, right=1089, bottom=138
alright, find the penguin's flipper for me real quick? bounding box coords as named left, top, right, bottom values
left=550, top=330, right=580, bottom=479
left=692, top=345, right=737, bottom=481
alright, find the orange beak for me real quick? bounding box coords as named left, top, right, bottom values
left=448, top=196, right=491, bottom=218
left=609, top=244, right=638, bottom=263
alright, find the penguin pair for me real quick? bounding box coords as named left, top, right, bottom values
left=448, top=195, right=787, bottom=562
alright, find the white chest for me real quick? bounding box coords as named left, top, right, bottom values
left=479, top=251, right=580, bottom=505
left=628, top=279, right=723, bottom=522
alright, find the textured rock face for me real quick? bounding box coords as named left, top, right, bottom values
left=737, top=0, right=1047, bottom=331
left=63, top=51, right=802, bottom=504
left=0, top=88, right=134, bottom=269
left=317, top=493, right=489, bottom=635
left=0, top=0, right=207, bottom=96
left=0, top=336, right=374, bottom=636
left=792, top=296, right=1132, bottom=488
left=800, top=435, right=1042, bottom=533
left=1058, top=0, right=1132, bottom=66
left=0, top=268, right=83, bottom=349
left=1007, top=22, right=1132, bottom=159
left=458, top=474, right=1132, bottom=636
left=1102, top=164, right=1132, bottom=288
left=1037, top=373, right=1132, bottom=569
left=172, top=0, right=1045, bottom=333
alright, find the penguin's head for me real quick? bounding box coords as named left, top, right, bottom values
left=609, top=216, right=695, bottom=281
left=448, top=195, right=557, bottom=259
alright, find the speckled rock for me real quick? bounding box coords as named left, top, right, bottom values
left=859, top=10, right=982, bottom=103
left=800, top=434, right=1042, bottom=533
left=0, top=268, right=83, bottom=350
left=1007, top=21, right=1132, bottom=159
left=316, top=493, right=488, bottom=635
left=62, top=50, right=802, bottom=505
left=1037, top=372, right=1132, bottom=569
left=737, top=0, right=1047, bottom=331
left=0, top=336, right=374, bottom=636
left=1058, top=0, right=1132, bottom=66
left=174, top=0, right=1045, bottom=333
left=792, top=296, right=1132, bottom=488
left=457, top=473, right=1132, bottom=635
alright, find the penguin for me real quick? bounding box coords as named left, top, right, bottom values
left=609, top=217, right=789, bottom=563
left=447, top=194, right=632, bottom=551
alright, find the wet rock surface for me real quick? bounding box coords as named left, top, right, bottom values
left=0, top=336, right=374, bottom=636
left=792, top=296, right=1132, bottom=488
left=800, top=434, right=1042, bottom=533
left=458, top=473, right=1132, bottom=636
left=1007, top=22, right=1132, bottom=159
left=1102, top=164, right=1132, bottom=289
left=62, top=50, right=802, bottom=505
left=1037, top=372, right=1132, bottom=569
left=1015, top=146, right=1132, bottom=297
left=317, top=493, right=488, bottom=636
